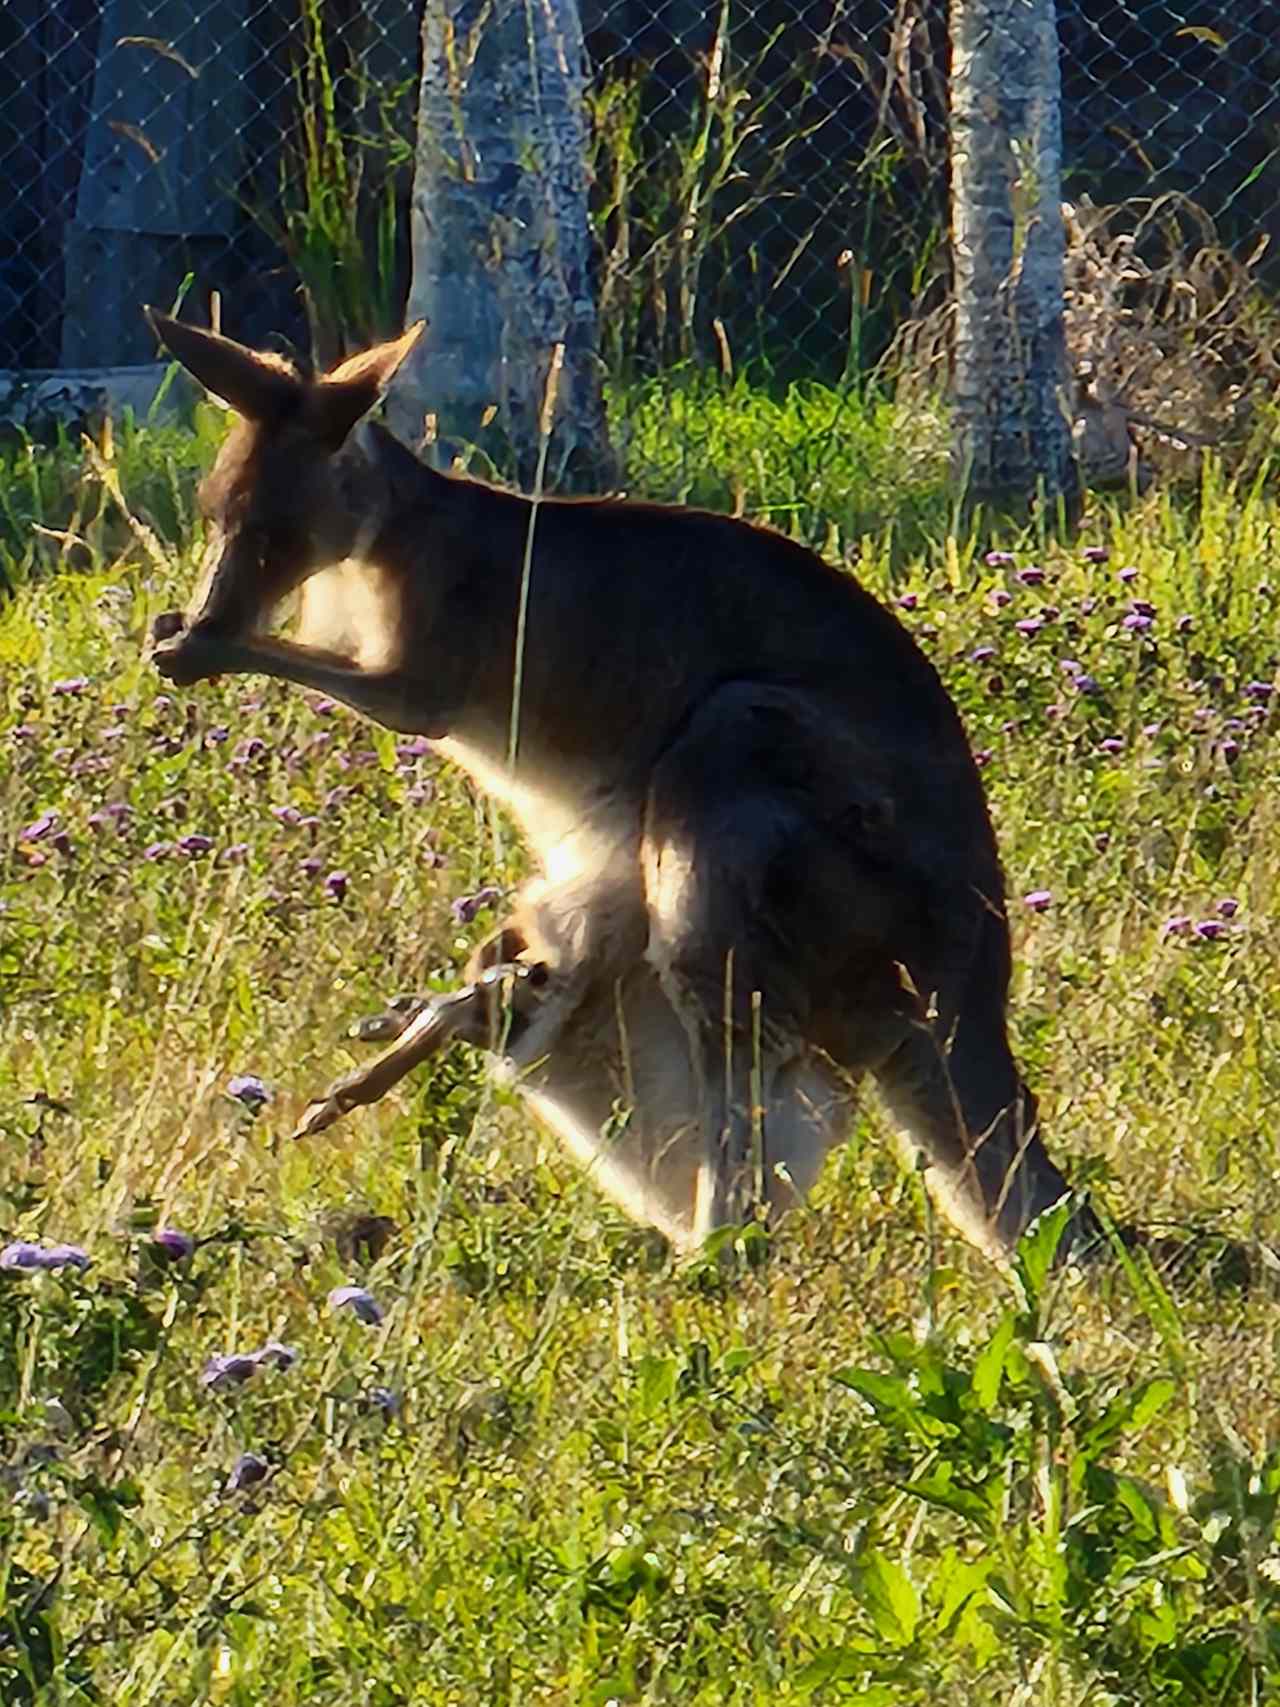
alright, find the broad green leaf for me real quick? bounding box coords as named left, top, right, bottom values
left=902, top=1471, right=998, bottom=1533
left=1077, top=1377, right=1177, bottom=1459
left=1013, top=1197, right=1075, bottom=1310
left=633, top=1354, right=678, bottom=1414
left=971, top=1311, right=1016, bottom=1413
left=857, top=1550, right=920, bottom=1647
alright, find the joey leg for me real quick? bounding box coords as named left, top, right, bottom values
left=294, top=961, right=545, bottom=1139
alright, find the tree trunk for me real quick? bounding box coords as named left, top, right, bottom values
left=949, top=0, right=1078, bottom=519
left=388, top=0, right=613, bottom=491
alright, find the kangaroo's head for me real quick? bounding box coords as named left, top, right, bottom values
left=145, top=310, right=423, bottom=676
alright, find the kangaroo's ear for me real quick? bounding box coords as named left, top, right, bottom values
left=145, top=308, right=303, bottom=422
left=305, top=322, right=426, bottom=448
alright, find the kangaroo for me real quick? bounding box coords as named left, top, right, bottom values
left=144, top=309, right=1095, bottom=1262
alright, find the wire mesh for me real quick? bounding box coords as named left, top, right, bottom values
left=1, top=0, right=1278, bottom=382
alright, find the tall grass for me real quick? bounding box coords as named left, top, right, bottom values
left=2, top=389, right=1279, bottom=1702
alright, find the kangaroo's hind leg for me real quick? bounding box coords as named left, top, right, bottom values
left=641, top=686, right=870, bottom=1244
left=870, top=906, right=1094, bottom=1260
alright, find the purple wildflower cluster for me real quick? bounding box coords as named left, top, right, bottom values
left=1162, top=897, right=1244, bottom=942
left=7, top=675, right=447, bottom=902
left=892, top=543, right=1280, bottom=787
left=3, top=1214, right=400, bottom=1499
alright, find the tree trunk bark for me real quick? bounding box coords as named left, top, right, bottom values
left=949, top=0, right=1079, bottom=519
left=388, top=0, right=613, bottom=491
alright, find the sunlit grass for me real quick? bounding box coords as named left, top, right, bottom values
left=1, top=392, right=1279, bottom=1702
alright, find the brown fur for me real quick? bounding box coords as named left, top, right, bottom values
left=145, top=309, right=1094, bottom=1260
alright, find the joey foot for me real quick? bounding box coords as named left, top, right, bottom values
left=350, top=994, right=431, bottom=1044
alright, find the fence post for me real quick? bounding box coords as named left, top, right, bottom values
left=949, top=0, right=1078, bottom=520
left=389, top=0, right=613, bottom=491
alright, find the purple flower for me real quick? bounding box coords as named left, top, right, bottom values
left=1, top=1241, right=91, bottom=1273
left=52, top=676, right=89, bottom=696
left=153, top=694, right=174, bottom=713
left=143, top=841, right=175, bottom=861
left=1045, top=703, right=1066, bottom=721
left=178, top=834, right=215, bottom=857
left=310, top=696, right=338, bottom=715
left=1023, top=890, right=1053, bottom=913
left=1118, top=565, right=1139, bottom=583
left=270, top=805, right=303, bottom=827
left=897, top=592, right=918, bottom=611
left=205, top=727, right=230, bottom=747
left=363, top=1386, right=401, bottom=1421
left=253, top=1340, right=299, bottom=1371
left=1129, top=599, right=1157, bottom=619
left=12, top=723, right=40, bottom=741
left=1098, top=736, right=1125, bottom=755
left=43, top=1243, right=92, bottom=1271
left=1121, top=612, right=1153, bottom=633
left=1059, top=659, right=1082, bottom=676
left=0, top=1242, right=46, bottom=1271
left=1079, top=597, right=1098, bottom=616
left=1176, top=615, right=1194, bottom=634
left=19, top=811, right=59, bottom=844
left=970, top=646, right=995, bottom=663
left=990, top=589, right=1013, bottom=609
left=973, top=749, right=993, bottom=768
left=220, top=843, right=250, bottom=864
left=202, top=1353, right=260, bottom=1390
left=151, top=1227, right=195, bottom=1263
left=395, top=737, right=434, bottom=761
left=1162, top=916, right=1193, bottom=939
left=450, top=886, right=502, bottom=926
left=299, top=856, right=324, bottom=880
left=1014, top=617, right=1044, bottom=638
left=1244, top=681, right=1274, bottom=703
left=1142, top=722, right=1162, bottom=739
left=1082, top=545, right=1109, bottom=564
left=328, top=1285, right=383, bottom=1325
left=226, top=1453, right=269, bottom=1493
left=1040, top=606, right=1060, bottom=623
left=1217, top=897, right=1241, bottom=919
left=322, top=786, right=353, bottom=812
left=1193, top=920, right=1228, bottom=942
left=984, top=550, right=1015, bottom=567
left=232, top=737, right=268, bottom=766
left=203, top=1339, right=298, bottom=1389
left=1016, top=566, right=1046, bottom=586
left=1220, top=738, right=1241, bottom=765
left=227, top=1073, right=271, bottom=1109
left=324, top=870, right=348, bottom=902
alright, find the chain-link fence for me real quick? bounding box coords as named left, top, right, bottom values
left=2, top=0, right=1279, bottom=382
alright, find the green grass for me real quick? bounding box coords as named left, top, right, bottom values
left=2, top=383, right=1280, bottom=1703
